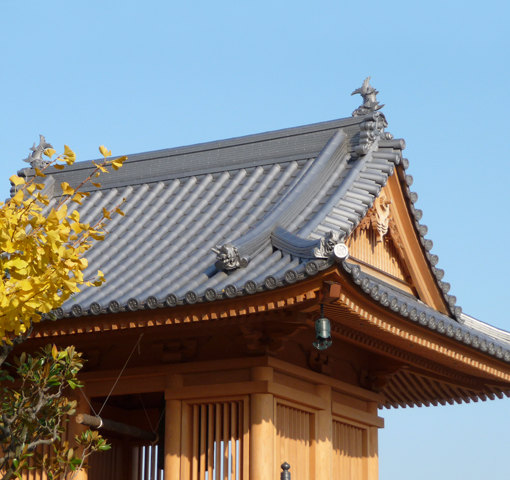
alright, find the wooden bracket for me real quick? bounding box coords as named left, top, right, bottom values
left=237, top=320, right=307, bottom=356
left=160, top=337, right=209, bottom=363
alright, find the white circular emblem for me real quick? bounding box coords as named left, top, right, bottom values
left=333, top=243, right=349, bottom=262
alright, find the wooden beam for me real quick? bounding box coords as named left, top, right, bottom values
left=331, top=402, right=384, bottom=428
left=76, top=414, right=158, bottom=442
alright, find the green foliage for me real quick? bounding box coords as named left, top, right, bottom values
left=0, top=345, right=109, bottom=480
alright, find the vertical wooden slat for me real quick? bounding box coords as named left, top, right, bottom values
left=192, top=405, right=200, bottom=480
left=222, top=403, right=229, bottom=480
left=132, top=446, right=140, bottom=480
left=145, top=446, right=152, bottom=480
left=200, top=405, right=207, bottom=480
left=230, top=402, right=237, bottom=480
left=215, top=404, right=221, bottom=480
left=208, top=404, right=214, bottom=480
left=181, top=404, right=192, bottom=480
left=237, top=401, right=243, bottom=480
left=139, top=444, right=144, bottom=480
left=153, top=444, right=158, bottom=480
left=242, top=397, right=250, bottom=480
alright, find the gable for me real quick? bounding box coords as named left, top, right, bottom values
left=346, top=178, right=450, bottom=315
left=346, top=191, right=414, bottom=294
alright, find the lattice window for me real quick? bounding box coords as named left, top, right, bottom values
left=274, top=402, right=312, bottom=480
left=183, top=399, right=248, bottom=480
left=332, top=420, right=365, bottom=480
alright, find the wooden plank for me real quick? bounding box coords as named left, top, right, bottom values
left=192, top=405, right=199, bottom=480
left=332, top=402, right=384, bottom=428
left=268, top=382, right=328, bottom=410
left=215, top=404, right=222, bottom=480
left=208, top=404, right=214, bottom=480
left=200, top=405, right=207, bottom=480
left=223, top=403, right=229, bottom=480
left=181, top=404, right=191, bottom=480
left=230, top=402, right=237, bottom=480
left=242, top=397, right=250, bottom=480
left=267, top=357, right=384, bottom=403
left=165, top=381, right=268, bottom=401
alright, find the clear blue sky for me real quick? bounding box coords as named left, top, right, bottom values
left=3, top=1, right=510, bottom=478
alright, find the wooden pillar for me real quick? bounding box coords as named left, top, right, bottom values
left=367, top=402, right=379, bottom=480
left=67, top=387, right=90, bottom=480
left=250, top=367, right=274, bottom=480
left=314, top=384, right=333, bottom=480
left=165, top=374, right=183, bottom=480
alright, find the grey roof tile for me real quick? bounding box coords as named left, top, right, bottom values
left=20, top=111, right=481, bottom=345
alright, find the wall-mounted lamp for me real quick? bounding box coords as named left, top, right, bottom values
left=313, top=304, right=332, bottom=350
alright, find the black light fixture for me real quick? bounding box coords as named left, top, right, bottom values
left=313, top=304, right=332, bottom=350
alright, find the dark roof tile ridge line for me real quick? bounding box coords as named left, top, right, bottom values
left=18, top=116, right=365, bottom=181
left=397, top=158, right=462, bottom=321
left=50, top=256, right=334, bottom=320
left=217, top=129, right=350, bottom=262
left=341, top=262, right=510, bottom=363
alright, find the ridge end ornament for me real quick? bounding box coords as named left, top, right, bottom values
left=23, top=135, right=53, bottom=169
left=313, top=230, right=343, bottom=258
left=313, top=230, right=349, bottom=262
left=212, top=243, right=249, bottom=271
left=351, top=77, right=385, bottom=117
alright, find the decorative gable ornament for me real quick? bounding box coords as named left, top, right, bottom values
left=22, top=134, right=53, bottom=169
left=374, top=194, right=392, bottom=242
left=351, top=76, right=385, bottom=117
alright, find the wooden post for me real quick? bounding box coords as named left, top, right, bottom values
left=165, top=374, right=183, bottom=480
left=67, top=387, right=90, bottom=480
left=250, top=367, right=274, bottom=480
left=367, top=402, right=379, bottom=480
left=314, top=384, right=333, bottom=480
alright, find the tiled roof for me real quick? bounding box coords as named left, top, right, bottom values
left=342, top=263, right=510, bottom=363
left=17, top=109, right=462, bottom=334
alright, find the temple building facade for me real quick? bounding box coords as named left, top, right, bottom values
left=14, top=79, right=510, bottom=480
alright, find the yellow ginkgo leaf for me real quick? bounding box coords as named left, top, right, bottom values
left=72, top=193, right=85, bottom=205
left=44, top=148, right=56, bottom=158
left=92, top=161, right=108, bottom=173
left=111, top=155, right=128, bottom=171
left=9, top=175, right=25, bottom=186
left=63, top=145, right=76, bottom=165
left=35, top=168, right=46, bottom=177
left=99, top=145, right=112, bottom=158
left=115, top=207, right=125, bottom=216
left=53, top=164, right=65, bottom=170
left=11, top=190, right=24, bottom=206
left=102, top=207, right=111, bottom=220
left=61, top=182, right=75, bottom=196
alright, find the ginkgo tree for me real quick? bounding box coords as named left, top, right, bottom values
left=0, top=142, right=126, bottom=479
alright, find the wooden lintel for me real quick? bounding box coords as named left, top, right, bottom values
left=165, top=381, right=268, bottom=401
left=332, top=402, right=384, bottom=428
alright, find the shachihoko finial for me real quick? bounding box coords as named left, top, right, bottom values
left=351, top=77, right=384, bottom=117
left=22, top=135, right=53, bottom=169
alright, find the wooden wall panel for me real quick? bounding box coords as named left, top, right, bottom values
left=332, top=421, right=365, bottom=480
left=347, top=225, right=407, bottom=282
left=274, top=403, right=311, bottom=480
left=183, top=399, right=247, bottom=480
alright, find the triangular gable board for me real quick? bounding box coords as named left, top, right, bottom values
left=346, top=197, right=414, bottom=293
left=346, top=175, right=450, bottom=315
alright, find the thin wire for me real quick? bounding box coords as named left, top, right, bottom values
left=97, top=334, right=143, bottom=416
left=78, top=387, right=98, bottom=417
left=138, top=393, right=154, bottom=432
left=154, top=408, right=165, bottom=432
